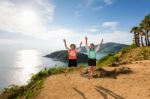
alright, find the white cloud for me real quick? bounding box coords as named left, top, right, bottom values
left=85, top=25, right=101, bottom=33
left=35, top=0, right=55, bottom=21
left=90, top=31, right=132, bottom=44
left=0, top=0, right=131, bottom=50
left=92, top=6, right=103, bottom=11
left=75, top=0, right=115, bottom=17
left=0, top=38, right=20, bottom=45
left=68, top=31, right=132, bottom=45
left=85, top=21, right=119, bottom=33
left=0, top=0, right=55, bottom=39
left=102, top=21, right=119, bottom=31
left=0, top=0, right=76, bottom=41
left=81, top=22, right=132, bottom=44
left=104, top=0, right=114, bottom=5
left=88, top=28, right=99, bottom=32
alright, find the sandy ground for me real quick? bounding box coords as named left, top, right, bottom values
left=35, top=60, right=150, bottom=99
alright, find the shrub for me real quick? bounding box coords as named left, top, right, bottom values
left=121, top=44, right=137, bottom=53
left=140, top=48, right=150, bottom=59
left=97, top=44, right=138, bottom=67
left=97, top=54, right=118, bottom=67
left=2, top=66, right=80, bottom=99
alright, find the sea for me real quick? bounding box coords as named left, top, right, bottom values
left=0, top=48, right=107, bottom=92
left=0, top=49, right=65, bottom=91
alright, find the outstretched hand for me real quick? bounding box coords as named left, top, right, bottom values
left=79, top=41, right=82, bottom=48
left=80, top=41, right=82, bottom=46
left=100, top=38, right=104, bottom=44
left=85, top=36, right=88, bottom=41
left=63, top=39, right=66, bottom=43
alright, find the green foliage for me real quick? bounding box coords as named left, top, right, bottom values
left=45, top=50, right=88, bottom=63
left=2, top=66, right=83, bottom=99
left=140, top=47, right=150, bottom=59
left=97, top=54, right=118, bottom=67
left=2, top=66, right=86, bottom=99
left=121, top=44, right=137, bottom=53
left=97, top=44, right=138, bottom=67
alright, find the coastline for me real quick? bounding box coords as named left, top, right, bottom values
left=1, top=60, right=150, bottom=99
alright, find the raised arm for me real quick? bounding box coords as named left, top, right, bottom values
left=95, top=38, right=103, bottom=52
left=85, top=36, right=89, bottom=51
left=76, top=41, right=82, bottom=52
left=85, top=36, right=88, bottom=47
left=63, top=39, right=69, bottom=50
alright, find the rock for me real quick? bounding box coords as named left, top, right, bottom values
left=93, top=68, right=107, bottom=78
left=109, top=63, right=119, bottom=67
left=81, top=67, right=132, bottom=78
left=115, top=67, right=132, bottom=74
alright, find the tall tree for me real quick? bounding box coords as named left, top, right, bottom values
left=130, top=26, right=140, bottom=47
left=137, top=27, right=145, bottom=46
left=140, top=14, right=150, bottom=46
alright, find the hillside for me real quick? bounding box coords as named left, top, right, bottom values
left=44, top=50, right=88, bottom=63
left=1, top=46, right=150, bottom=99
left=80, top=42, right=128, bottom=54
left=45, top=42, right=128, bottom=62
left=118, top=47, right=150, bottom=62
left=97, top=46, right=150, bottom=67
left=35, top=60, right=150, bottom=99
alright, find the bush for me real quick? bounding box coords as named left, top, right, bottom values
left=97, top=44, right=138, bottom=67
left=97, top=54, right=118, bottom=67
left=140, top=48, right=150, bottom=59
left=2, top=66, right=86, bottom=99
left=121, top=44, right=137, bottom=53
left=2, top=66, right=76, bottom=99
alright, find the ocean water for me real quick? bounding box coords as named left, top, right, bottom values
left=0, top=49, right=65, bottom=91
left=0, top=49, right=107, bottom=91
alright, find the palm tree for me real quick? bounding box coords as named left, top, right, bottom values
left=130, top=26, right=140, bottom=47
left=140, top=32, right=145, bottom=47
left=137, top=27, right=145, bottom=47
left=140, top=14, right=150, bottom=46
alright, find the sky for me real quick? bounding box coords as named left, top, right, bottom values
left=0, top=0, right=150, bottom=52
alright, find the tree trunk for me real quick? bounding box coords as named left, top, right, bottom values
left=146, top=30, right=150, bottom=46
left=135, top=33, right=140, bottom=47
left=145, top=36, right=148, bottom=46
left=137, top=33, right=140, bottom=46
left=140, top=36, right=144, bottom=47
left=148, top=30, right=150, bottom=46
left=134, top=33, right=138, bottom=46
left=144, top=31, right=148, bottom=46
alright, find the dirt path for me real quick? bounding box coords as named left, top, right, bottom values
left=35, top=60, right=150, bottom=99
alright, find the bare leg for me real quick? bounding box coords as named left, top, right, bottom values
left=64, top=68, right=68, bottom=76
left=91, top=66, right=94, bottom=79
left=93, top=66, right=96, bottom=73
left=79, top=67, right=82, bottom=75
left=91, top=66, right=96, bottom=78
left=88, top=66, right=91, bottom=79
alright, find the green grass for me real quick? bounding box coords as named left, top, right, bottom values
left=120, top=44, right=137, bottom=53
left=97, top=54, right=118, bottom=67
left=140, top=47, right=150, bottom=60
left=2, top=65, right=85, bottom=99
left=97, top=44, right=138, bottom=67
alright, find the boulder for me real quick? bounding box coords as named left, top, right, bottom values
left=81, top=67, right=132, bottom=78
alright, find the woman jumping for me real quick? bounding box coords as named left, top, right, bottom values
left=85, top=36, right=103, bottom=79
left=63, top=39, right=82, bottom=76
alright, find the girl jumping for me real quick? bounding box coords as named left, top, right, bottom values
left=63, top=39, right=82, bottom=75
left=85, top=36, right=103, bottom=79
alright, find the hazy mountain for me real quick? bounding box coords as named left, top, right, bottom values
left=44, top=50, right=88, bottom=63
left=44, top=42, right=128, bottom=63
left=80, top=42, right=128, bottom=54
